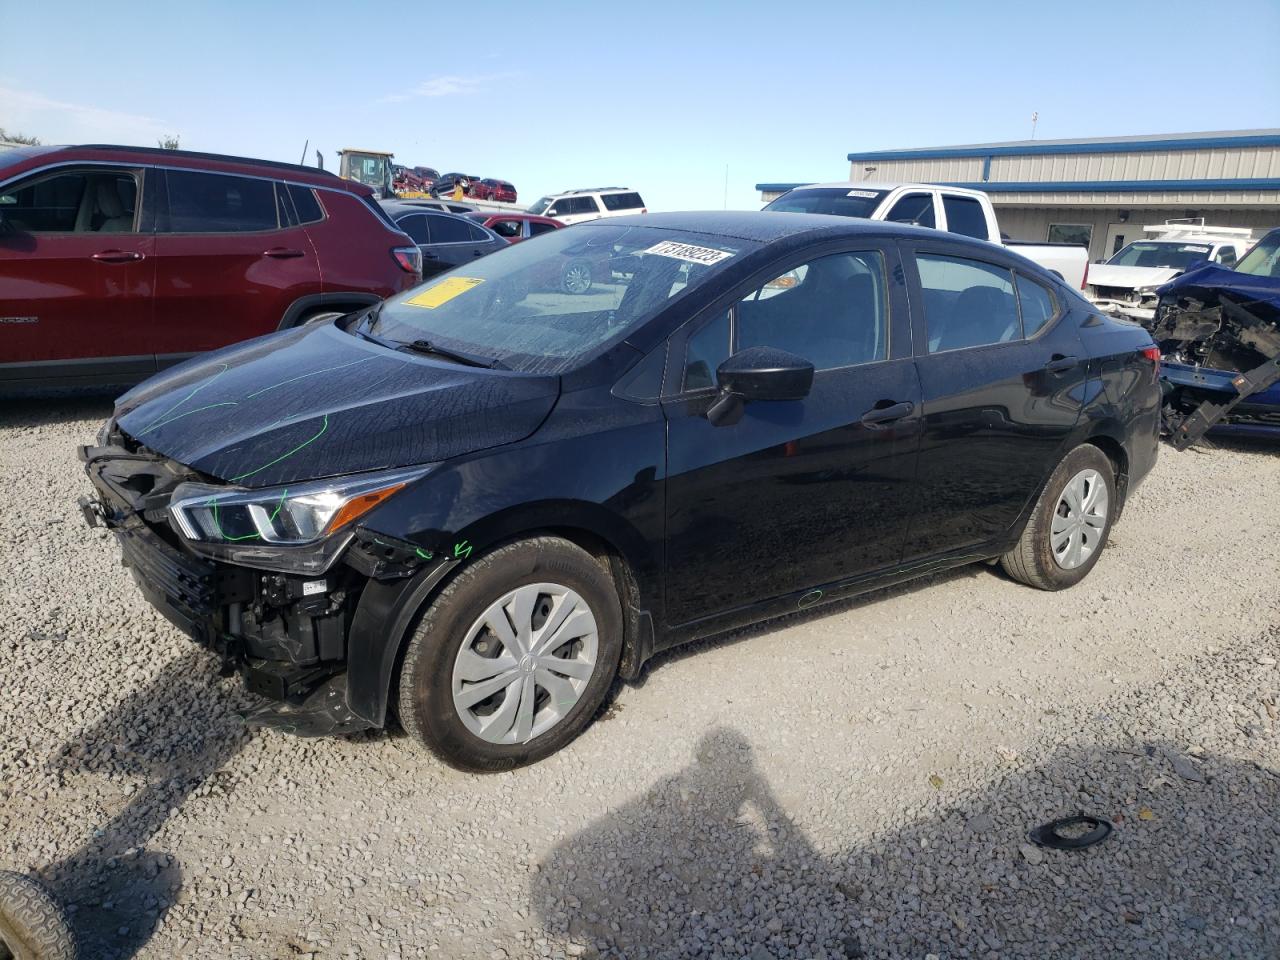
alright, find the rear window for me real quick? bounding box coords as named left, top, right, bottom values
left=942, top=195, right=990, bottom=241
left=763, top=188, right=886, bottom=218
left=163, top=170, right=278, bottom=233
left=601, top=192, right=644, bottom=211
left=288, top=184, right=324, bottom=224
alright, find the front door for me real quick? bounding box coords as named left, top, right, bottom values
left=899, top=240, right=1090, bottom=561
left=662, top=244, right=923, bottom=628
left=0, top=164, right=156, bottom=377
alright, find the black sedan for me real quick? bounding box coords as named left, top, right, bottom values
left=380, top=203, right=504, bottom=279
left=80, top=213, right=1161, bottom=770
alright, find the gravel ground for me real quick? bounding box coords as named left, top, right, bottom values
left=1, top=393, right=1277, bottom=960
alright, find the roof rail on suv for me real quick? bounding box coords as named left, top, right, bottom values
left=562, top=187, right=630, bottom=194
left=77, top=144, right=338, bottom=178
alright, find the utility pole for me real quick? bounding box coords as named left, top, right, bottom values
left=1030, top=112, right=1039, bottom=140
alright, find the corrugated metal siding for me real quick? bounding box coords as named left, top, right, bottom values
left=990, top=190, right=1280, bottom=206
left=848, top=145, right=1280, bottom=187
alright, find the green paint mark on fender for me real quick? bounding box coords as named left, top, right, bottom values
left=228, top=414, right=329, bottom=483
left=798, top=589, right=823, bottom=609
left=415, top=547, right=434, bottom=560
left=453, top=540, right=472, bottom=560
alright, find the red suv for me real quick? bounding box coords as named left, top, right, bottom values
left=0, top=144, right=422, bottom=387
left=475, top=178, right=517, bottom=203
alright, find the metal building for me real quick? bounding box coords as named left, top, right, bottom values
left=757, top=129, right=1280, bottom=262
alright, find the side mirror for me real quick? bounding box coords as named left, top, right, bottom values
left=707, top=346, right=814, bottom=426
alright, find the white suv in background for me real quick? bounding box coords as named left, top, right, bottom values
left=527, top=188, right=646, bottom=225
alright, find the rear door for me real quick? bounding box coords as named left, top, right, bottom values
left=421, top=214, right=500, bottom=270
left=0, top=163, right=156, bottom=377
left=150, top=168, right=321, bottom=360
left=662, top=241, right=923, bottom=627
left=899, top=239, right=1090, bottom=561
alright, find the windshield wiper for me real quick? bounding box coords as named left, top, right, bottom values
left=399, top=339, right=508, bottom=370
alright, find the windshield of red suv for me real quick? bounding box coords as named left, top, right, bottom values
left=365, top=223, right=756, bottom=374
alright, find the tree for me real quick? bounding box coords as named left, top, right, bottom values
left=0, top=128, right=40, bottom=146
left=157, top=135, right=180, bottom=150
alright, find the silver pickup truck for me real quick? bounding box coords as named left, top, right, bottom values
left=764, top=182, right=1089, bottom=290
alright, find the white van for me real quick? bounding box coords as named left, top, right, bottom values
left=528, top=188, right=646, bottom=225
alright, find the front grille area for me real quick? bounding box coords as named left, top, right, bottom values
left=1092, top=286, right=1138, bottom=303
left=119, top=521, right=221, bottom=618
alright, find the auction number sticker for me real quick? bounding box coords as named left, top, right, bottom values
left=846, top=189, right=880, bottom=198
left=643, top=240, right=734, bottom=266
left=405, top=277, right=485, bottom=309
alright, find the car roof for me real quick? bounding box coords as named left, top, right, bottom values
left=4, top=143, right=354, bottom=191
left=382, top=203, right=478, bottom=223
left=591, top=210, right=951, bottom=244
left=786, top=181, right=988, bottom=199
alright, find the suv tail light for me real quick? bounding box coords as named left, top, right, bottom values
left=392, top=246, right=422, bottom=278
left=1140, top=344, right=1162, bottom=382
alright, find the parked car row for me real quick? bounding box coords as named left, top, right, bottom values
left=431, top=173, right=518, bottom=203
left=0, top=144, right=422, bottom=388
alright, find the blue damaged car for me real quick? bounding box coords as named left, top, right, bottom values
left=1148, top=228, right=1280, bottom=448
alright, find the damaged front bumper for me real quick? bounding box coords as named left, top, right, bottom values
left=79, top=429, right=445, bottom=737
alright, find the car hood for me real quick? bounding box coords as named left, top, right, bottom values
left=114, top=323, right=559, bottom=488
left=1089, top=264, right=1180, bottom=290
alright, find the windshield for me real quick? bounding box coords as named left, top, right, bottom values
left=365, top=224, right=757, bottom=374
left=1106, top=241, right=1211, bottom=270
left=1235, top=231, right=1280, bottom=278
left=342, top=154, right=389, bottom=189
left=763, top=188, right=887, bottom=218
left=528, top=196, right=553, bottom=216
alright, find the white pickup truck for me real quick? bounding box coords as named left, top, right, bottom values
left=763, top=182, right=1089, bottom=289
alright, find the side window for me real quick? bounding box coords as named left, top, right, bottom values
left=0, top=169, right=139, bottom=233
left=288, top=184, right=325, bottom=224
left=466, top=222, right=493, bottom=242
left=1214, top=245, right=1238, bottom=267
left=917, top=254, right=1020, bottom=353
left=572, top=196, right=601, bottom=215
left=164, top=170, right=278, bottom=233
left=490, top=219, right=522, bottom=239
left=684, top=310, right=730, bottom=391
left=398, top=215, right=431, bottom=244
left=528, top=220, right=557, bottom=237
left=886, top=193, right=935, bottom=229
left=736, top=251, right=888, bottom=370
left=601, top=192, right=644, bottom=211
left=275, top=183, right=297, bottom=228
left=1015, top=273, right=1058, bottom=337
left=941, top=195, right=990, bottom=241
left=427, top=214, right=471, bottom=244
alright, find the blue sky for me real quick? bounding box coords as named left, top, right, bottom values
left=4, top=0, right=1278, bottom=211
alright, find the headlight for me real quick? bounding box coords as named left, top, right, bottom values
left=168, top=465, right=430, bottom=574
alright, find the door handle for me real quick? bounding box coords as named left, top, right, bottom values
left=1044, top=354, right=1080, bottom=374
left=262, top=247, right=305, bottom=259
left=91, top=250, right=143, bottom=263
left=860, top=400, right=914, bottom=427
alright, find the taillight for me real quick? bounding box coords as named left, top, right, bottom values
left=1140, top=344, right=1162, bottom=382
left=1080, top=260, right=1089, bottom=290
left=392, top=246, right=422, bottom=277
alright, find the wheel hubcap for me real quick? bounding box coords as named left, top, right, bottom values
left=451, top=582, right=599, bottom=744
left=564, top=264, right=591, bottom=293
left=1051, top=468, right=1108, bottom=570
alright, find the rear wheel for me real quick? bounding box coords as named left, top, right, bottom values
left=560, top=259, right=593, bottom=295
left=0, top=871, right=77, bottom=960
left=397, top=537, right=623, bottom=771
left=1001, top=443, right=1115, bottom=590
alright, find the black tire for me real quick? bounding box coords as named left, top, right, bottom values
left=397, top=537, right=623, bottom=771
left=0, top=871, right=77, bottom=960
left=1001, top=443, right=1116, bottom=591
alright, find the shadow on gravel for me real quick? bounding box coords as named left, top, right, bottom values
left=533, top=727, right=1279, bottom=960
left=39, top=649, right=249, bottom=959
left=0, top=391, right=117, bottom=430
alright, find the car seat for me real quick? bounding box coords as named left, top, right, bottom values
left=92, top=179, right=134, bottom=232
left=933, top=285, right=1019, bottom=352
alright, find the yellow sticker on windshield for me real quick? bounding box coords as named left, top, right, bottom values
left=405, top=277, right=485, bottom=309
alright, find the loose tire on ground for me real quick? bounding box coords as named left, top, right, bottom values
left=397, top=537, right=623, bottom=772
left=0, top=871, right=77, bottom=960
left=1001, top=443, right=1116, bottom=591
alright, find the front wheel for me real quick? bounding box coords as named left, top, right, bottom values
left=397, top=537, right=623, bottom=771
left=0, top=871, right=77, bottom=960
left=560, top=259, right=593, bottom=295
left=1001, top=443, right=1115, bottom=590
